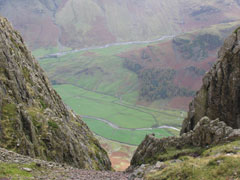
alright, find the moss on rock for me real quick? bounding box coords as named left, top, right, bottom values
left=0, top=16, right=111, bottom=170
left=146, top=152, right=240, bottom=180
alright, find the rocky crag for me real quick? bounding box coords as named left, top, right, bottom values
left=130, top=116, right=240, bottom=166
left=127, top=28, right=240, bottom=179
left=181, top=28, right=240, bottom=133
left=0, top=16, right=111, bottom=170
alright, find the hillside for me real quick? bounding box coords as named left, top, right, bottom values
left=120, top=22, right=240, bottom=110
left=36, top=22, right=239, bottom=110
left=0, top=16, right=111, bottom=170
left=32, top=22, right=239, bottom=170
left=127, top=27, right=240, bottom=179
left=1, top=0, right=240, bottom=49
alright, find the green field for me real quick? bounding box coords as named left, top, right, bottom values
left=35, top=41, right=186, bottom=146
left=36, top=42, right=159, bottom=105
left=53, top=84, right=183, bottom=145
left=83, top=117, right=172, bottom=145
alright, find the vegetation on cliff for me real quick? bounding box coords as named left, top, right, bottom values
left=146, top=141, right=240, bottom=180
left=128, top=27, right=240, bottom=179
left=181, top=27, right=240, bottom=134
left=0, top=16, right=111, bottom=170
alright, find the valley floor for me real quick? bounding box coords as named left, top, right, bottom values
left=53, top=84, right=182, bottom=145
left=52, top=84, right=183, bottom=171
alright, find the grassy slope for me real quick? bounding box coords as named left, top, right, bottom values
left=145, top=139, right=240, bottom=180
left=37, top=43, right=146, bottom=104
left=0, top=162, right=44, bottom=180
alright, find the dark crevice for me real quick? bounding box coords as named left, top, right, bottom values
left=20, top=111, right=33, bottom=143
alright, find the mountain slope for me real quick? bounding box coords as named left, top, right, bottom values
left=0, top=16, right=111, bottom=170
left=1, top=0, right=240, bottom=49
left=0, top=0, right=61, bottom=49
left=119, top=22, right=240, bottom=110
left=127, top=27, right=240, bottom=179
left=37, top=22, right=239, bottom=110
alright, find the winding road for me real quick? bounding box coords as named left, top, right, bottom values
left=81, top=115, right=180, bottom=131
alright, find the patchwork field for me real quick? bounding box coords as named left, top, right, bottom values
left=35, top=43, right=147, bottom=105
left=53, top=84, right=182, bottom=145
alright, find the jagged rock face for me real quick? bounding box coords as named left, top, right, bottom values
left=0, top=16, right=111, bottom=170
left=129, top=116, right=240, bottom=168
left=129, top=27, right=240, bottom=171
left=181, top=29, right=240, bottom=134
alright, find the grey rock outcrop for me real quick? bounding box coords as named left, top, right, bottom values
left=130, top=116, right=240, bottom=168
left=0, top=16, right=111, bottom=170
left=129, top=27, right=240, bottom=171
left=181, top=28, right=240, bottom=134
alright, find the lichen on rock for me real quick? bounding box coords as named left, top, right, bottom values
left=129, top=116, right=240, bottom=170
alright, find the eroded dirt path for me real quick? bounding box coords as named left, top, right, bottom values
left=38, top=169, right=135, bottom=180
left=0, top=147, right=142, bottom=180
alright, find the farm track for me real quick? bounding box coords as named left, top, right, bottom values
left=68, top=83, right=184, bottom=119
left=63, top=84, right=181, bottom=131
left=82, top=115, right=180, bottom=131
